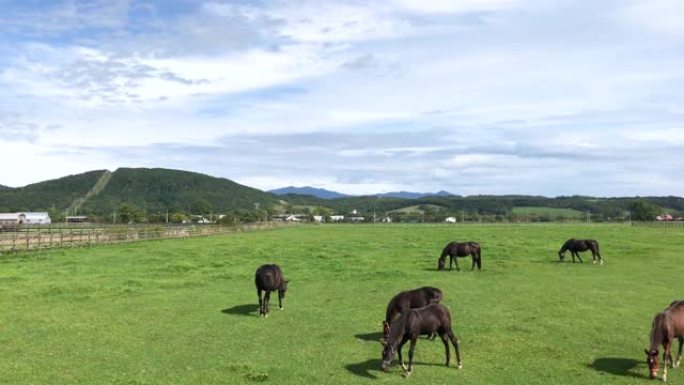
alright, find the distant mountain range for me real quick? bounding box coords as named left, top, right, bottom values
left=372, top=190, right=454, bottom=199
left=269, top=186, right=351, bottom=199
left=2, top=168, right=683, bottom=222
left=269, top=186, right=454, bottom=200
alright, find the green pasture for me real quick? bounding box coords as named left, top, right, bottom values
left=1, top=224, right=683, bottom=384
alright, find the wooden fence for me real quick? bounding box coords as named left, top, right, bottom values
left=0, top=222, right=294, bottom=255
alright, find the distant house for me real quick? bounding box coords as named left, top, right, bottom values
left=330, top=215, right=345, bottom=222
left=285, top=215, right=302, bottom=222
left=66, top=216, right=89, bottom=224
left=445, top=217, right=457, bottom=223
left=349, top=216, right=365, bottom=222
left=656, top=214, right=674, bottom=221
left=312, top=215, right=324, bottom=223
left=0, top=212, right=51, bottom=225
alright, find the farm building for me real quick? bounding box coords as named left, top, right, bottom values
left=445, top=217, right=457, bottom=223
left=0, top=212, right=52, bottom=225
left=330, top=215, right=345, bottom=222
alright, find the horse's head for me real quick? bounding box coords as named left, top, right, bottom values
left=380, top=341, right=395, bottom=371
left=645, top=349, right=659, bottom=379
left=437, top=257, right=446, bottom=270
left=558, top=251, right=565, bottom=262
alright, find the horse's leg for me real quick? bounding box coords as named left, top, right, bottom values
left=448, top=329, right=462, bottom=368
left=455, top=256, right=461, bottom=271
left=471, top=254, right=476, bottom=271
left=278, top=289, right=284, bottom=310
left=663, top=340, right=671, bottom=381
left=405, top=336, right=418, bottom=377
left=676, top=336, right=683, bottom=367
left=575, top=251, right=583, bottom=263
left=449, top=255, right=453, bottom=271
left=439, top=331, right=450, bottom=366
left=257, top=288, right=263, bottom=317
left=397, top=335, right=409, bottom=371
left=264, top=291, right=271, bottom=316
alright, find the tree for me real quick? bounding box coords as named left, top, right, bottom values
left=628, top=199, right=661, bottom=221
left=118, top=203, right=144, bottom=223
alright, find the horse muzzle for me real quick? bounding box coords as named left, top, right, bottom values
left=650, top=370, right=658, bottom=379
left=381, top=361, right=391, bottom=372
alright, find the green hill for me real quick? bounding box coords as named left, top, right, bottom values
left=511, top=206, right=585, bottom=219
left=0, top=170, right=108, bottom=212
left=80, top=168, right=277, bottom=215
left=0, top=168, right=277, bottom=217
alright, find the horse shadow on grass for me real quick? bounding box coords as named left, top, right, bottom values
left=345, top=359, right=383, bottom=379
left=588, top=357, right=647, bottom=379
left=221, top=304, right=259, bottom=316
left=355, top=332, right=383, bottom=342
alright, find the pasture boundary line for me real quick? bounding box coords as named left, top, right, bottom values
left=0, top=222, right=297, bottom=255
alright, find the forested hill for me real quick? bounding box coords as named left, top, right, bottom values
left=0, top=168, right=277, bottom=217
left=0, top=170, right=108, bottom=213
left=80, top=168, right=277, bottom=215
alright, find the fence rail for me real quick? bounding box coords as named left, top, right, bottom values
left=0, top=222, right=295, bottom=255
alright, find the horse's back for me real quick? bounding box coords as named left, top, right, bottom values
left=255, top=264, right=283, bottom=290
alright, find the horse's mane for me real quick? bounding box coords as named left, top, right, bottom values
left=650, top=312, right=671, bottom=351
left=387, top=311, right=410, bottom=349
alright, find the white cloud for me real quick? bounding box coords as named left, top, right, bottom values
left=619, top=0, right=684, bottom=35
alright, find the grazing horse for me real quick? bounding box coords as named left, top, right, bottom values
left=645, top=300, right=684, bottom=381
left=254, top=264, right=288, bottom=317
left=437, top=241, right=481, bottom=271
left=383, top=287, right=444, bottom=340
left=558, top=239, right=602, bottom=265
left=381, top=303, right=462, bottom=377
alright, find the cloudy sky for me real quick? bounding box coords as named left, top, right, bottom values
left=1, top=0, right=683, bottom=196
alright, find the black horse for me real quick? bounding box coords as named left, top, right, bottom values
left=254, top=264, right=288, bottom=317
left=383, top=287, right=443, bottom=340
left=558, top=239, right=602, bottom=265
left=438, top=241, right=481, bottom=271
left=381, top=303, right=462, bottom=377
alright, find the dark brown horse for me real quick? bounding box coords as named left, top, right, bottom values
left=558, top=239, right=602, bottom=265
left=645, top=300, right=684, bottom=381
left=381, top=303, right=462, bottom=377
left=254, top=264, right=288, bottom=317
left=438, top=241, right=481, bottom=271
left=383, top=287, right=443, bottom=340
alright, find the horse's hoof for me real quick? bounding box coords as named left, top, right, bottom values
left=403, top=370, right=412, bottom=378
left=401, top=363, right=408, bottom=372
left=279, top=307, right=284, bottom=310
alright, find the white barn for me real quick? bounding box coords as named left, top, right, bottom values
left=445, top=217, right=457, bottom=223
left=0, top=212, right=52, bottom=225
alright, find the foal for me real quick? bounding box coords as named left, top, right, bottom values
left=645, top=300, right=684, bottom=381
left=383, top=287, right=443, bottom=340
left=381, top=303, right=462, bottom=377
left=254, top=264, right=288, bottom=317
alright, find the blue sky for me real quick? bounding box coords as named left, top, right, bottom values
left=1, top=0, right=683, bottom=196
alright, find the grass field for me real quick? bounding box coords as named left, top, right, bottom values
left=1, top=224, right=683, bottom=384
